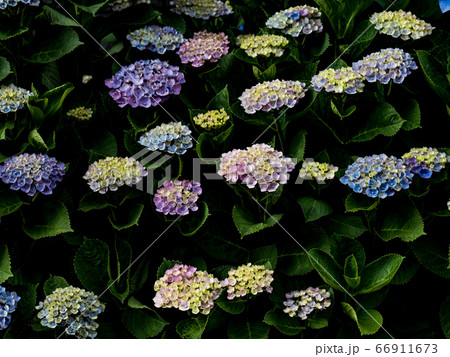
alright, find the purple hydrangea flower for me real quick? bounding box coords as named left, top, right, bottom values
left=402, top=147, right=448, bottom=179
left=170, top=0, right=233, bottom=20
left=126, top=25, right=185, bottom=53
left=0, top=0, right=39, bottom=9
left=352, top=48, right=418, bottom=84
left=177, top=30, right=229, bottom=67
left=0, top=286, right=20, bottom=331
left=153, top=180, right=202, bottom=216
left=218, top=143, right=295, bottom=192
left=153, top=264, right=222, bottom=315
left=311, top=67, right=365, bottom=94
left=105, top=59, right=185, bottom=108
left=266, top=5, right=323, bottom=37
left=0, top=84, right=34, bottom=114
left=36, top=286, right=105, bottom=339
left=0, top=153, right=66, bottom=197
left=283, top=287, right=331, bottom=320
left=138, top=122, right=193, bottom=155
left=340, top=154, right=413, bottom=198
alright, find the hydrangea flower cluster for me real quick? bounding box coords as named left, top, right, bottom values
left=177, top=30, right=229, bottom=67
left=340, top=154, right=413, bottom=198
left=239, top=79, right=307, bottom=114
left=83, top=157, right=147, bottom=194
left=0, top=0, right=39, bottom=9
left=402, top=147, right=448, bottom=179
left=0, top=153, right=66, bottom=197
left=153, top=264, right=222, bottom=315
left=36, top=286, right=105, bottom=339
left=0, top=286, right=20, bottom=331
left=298, top=160, right=338, bottom=182
left=126, top=26, right=185, bottom=53
left=283, top=287, right=331, bottom=320
left=105, top=59, right=185, bottom=108
left=352, top=48, right=418, bottom=84
left=66, top=107, right=93, bottom=121
left=221, top=263, right=274, bottom=300
left=153, top=180, right=202, bottom=216
left=110, top=0, right=150, bottom=11
left=218, top=143, right=295, bottom=192
left=0, top=84, right=34, bottom=114
left=370, top=10, right=434, bottom=40
left=138, top=122, right=193, bottom=155
left=193, top=108, right=229, bottom=130
left=311, top=67, right=365, bottom=94
left=266, top=5, right=323, bottom=37
left=170, top=0, right=233, bottom=19
left=236, top=34, right=289, bottom=58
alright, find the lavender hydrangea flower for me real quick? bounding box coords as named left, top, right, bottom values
left=311, top=67, right=365, bottom=94
left=218, top=143, right=295, bottom=192
left=193, top=108, right=229, bottom=130
left=138, top=122, right=193, bottom=155
left=67, top=107, right=93, bottom=121
left=105, top=59, right=185, bottom=108
left=266, top=5, right=323, bottom=37
left=0, top=153, right=66, bottom=197
left=340, top=154, right=413, bottom=198
left=236, top=34, right=289, bottom=58
left=283, top=287, right=331, bottom=320
left=170, top=0, right=233, bottom=19
left=154, top=264, right=222, bottom=315
left=239, top=79, right=307, bottom=114
left=0, top=0, right=39, bottom=9
left=177, top=30, right=229, bottom=67
left=0, top=286, right=20, bottom=331
left=153, top=180, right=202, bottom=216
left=127, top=26, right=185, bottom=53
left=36, top=286, right=105, bottom=339
left=299, top=160, right=338, bottom=182
left=352, top=48, right=418, bottom=84
left=83, top=157, right=147, bottom=194
left=402, top=147, right=448, bottom=179
left=221, top=263, right=274, bottom=300
left=0, top=84, right=34, bottom=114
left=370, top=10, right=434, bottom=40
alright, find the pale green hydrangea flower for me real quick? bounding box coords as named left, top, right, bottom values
left=193, top=108, right=229, bottom=130
left=67, top=107, right=93, bottom=121
left=236, top=34, right=289, bottom=58
left=311, top=67, right=365, bottom=94
left=299, top=160, right=338, bottom=182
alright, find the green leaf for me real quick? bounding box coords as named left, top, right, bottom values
left=232, top=205, right=283, bottom=238
left=0, top=245, right=13, bottom=284
left=338, top=20, right=377, bottom=58
left=227, top=320, right=269, bottom=339
left=69, top=0, right=108, bottom=16
left=85, top=131, right=118, bottom=157
left=206, top=85, right=230, bottom=111
left=349, top=102, right=405, bottom=142
left=344, top=193, right=377, bottom=212
left=0, top=56, right=11, bottom=81
left=309, top=249, right=346, bottom=292
left=411, top=237, right=450, bottom=279
left=43, top=5, right=80, bottom=27
left=109, top=203, right=144, bottom=230
left=13, top=284, right=38, bottom=321
left=440, top=296, right=450, bottom=338
left=234, top=48, right=259, bottom=65
left=415, top=50, right=450, bottom=104
left=297, top=196, right=333, bottom=222
left=390, top=251, right=419, bottom=286
left=397, top=98, right=421, bottom=131
left=325, top=214, right=367, bottom=239
left=25, top=28, right=83, bottom=64
left=74, top=238, right=110, bottom=294
left=108, top=238, right=132, bottom=303
left=23, top=201, right=73, bottom=239
left=344, top=255, right=360, bottom=288
left=123, top=307, right=168, bottom=338
left=341, top=302, right=383, bottom=335
left=156, top=258, right=182, bottom=279
left=330, top=235, right=365, bottom=270
left=217, top=299, right=246, bottom=315
left=41, top=62, right=62, bottom=90
left=43, top=276, right=69, bottom=295
left=309, top=318, right=329, bottom=329
left=376, top=204, right=425, bottom=242
left=252, top=64, right=276, bottom=82
left=160, top=12, right=186, bottom=33
left=0, top=21, right=28, bottom=41
left=28, top=129, right=48, bottom=151
left=310, top=32, right=330, bottom=57
left=78, top=192, right=110, bottom=212
left=250, top=244, right=278, bottom=269
left=356, top=254, right=404, bottom=295
left=39, top=82, right=74, bottom=117
left=177, top=202, right=210, bottom=237
left=176, top=315, right=209, bottom=339
left=288, top=130, right=307, bottom=162
left=0, top=190, right=24, bottom=218
left=263, top=310, right=305, bottom=336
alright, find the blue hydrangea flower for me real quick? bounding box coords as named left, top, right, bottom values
left=126, top=25, right=185, bottom=53
left=139, top=122, right=193, bottom=155
left=36, top=286, right=105, bottom=339
left=402, top=147, right=448, bottom=179
left=340, top=154, right=413, bottom=198
left=0, top=0, right=39, bottom=10
left=0, top=84, right=34, bottom=114
left=105, top=59, right=185, bottom=108
left=266, top=5, right=323, bottom=37
left=0, top=286, right=21, bottom=331
left=283, top=287, right=331, bottom=320
left=0, top=153, right=66, bottom=197
left=440, top=0, right=450, bottom=13
left=352, top=48, right=418, bottom=84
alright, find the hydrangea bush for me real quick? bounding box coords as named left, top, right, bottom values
left=1, top=0, right=449, bottom=341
